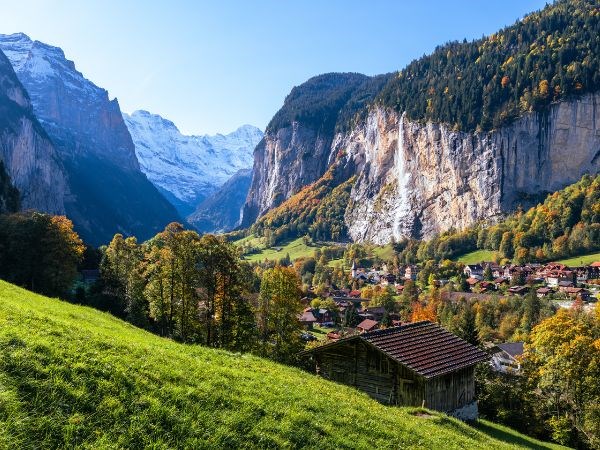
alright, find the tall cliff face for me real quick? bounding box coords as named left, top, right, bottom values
left=242, top=124, right=334, bottom=225
left=339, top=94, right=600, bottom=243
left=0, top=33, right=180, bottom=245
left=241, top=72, right=390, bottom=226
left=0, top=47, right=66, bottom=214
left=245, top=93, right=600, bottom=244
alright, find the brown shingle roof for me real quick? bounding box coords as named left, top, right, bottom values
left=357, top=319, right=379, bottom=332
left=361, top=321, right=488, bottom=378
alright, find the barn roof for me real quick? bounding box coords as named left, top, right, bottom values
left=305, top=321, right=488, bottom=379
left=361, top=322, right=488, bottom=378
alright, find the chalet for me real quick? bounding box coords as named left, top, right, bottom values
left=479, top=281, right=496, bottom=293
left=356, top=318, right=379, bottom=333
left=536, top=287, right=553, bottom=298
left=304, top=321, right=488, bottom=420
left=298, top=310, right=317, bottom=330
left=464, top=264, right=483, bottom=279
left=333, top=297, right=367, bottom=309
left=315, top=308, right=334, bottom=326
left=494, top=277, right=509, bottom=288
left=563, top=287, right=591, bottom=301
left=362, top=306, right=386, bottom=321
left=486, top=262, right=503, bottom=278
left=508, top=285, right=529, bottom=296
left=546, top=269, right=575, bottom=287
left=490, top=342, right=524, bottom=375
left=465, top=277, right=480, bottom=288
left=404, top=265, right=419, bottom=281
left=558, top=280, right=575, bottom=291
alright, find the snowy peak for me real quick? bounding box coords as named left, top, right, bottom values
left=0, top=33, right=107, bottom=101
left=123, top=110, right=263, bottom=216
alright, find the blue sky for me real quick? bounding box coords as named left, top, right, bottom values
left=0, top=0, right=548, bottom=135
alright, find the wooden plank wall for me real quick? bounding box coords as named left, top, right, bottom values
left=424, top=367, right=475, bottom=412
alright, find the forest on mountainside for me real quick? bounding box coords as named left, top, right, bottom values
left=395, top=174, right=600, bottom=264
left=377, top=0, right=600, bottom=131
left=266, top=72, right=392, bottom=135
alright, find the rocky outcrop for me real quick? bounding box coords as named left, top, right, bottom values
left=0, top=33, right=180, bottom=244
left=241, top=72, right=390, bottom=227
left=340, top=95, right=600, bottom=243
left=0, top=47, right=66, bottom=214
left=244, top=90, right=600, bottom=244
left=241, top=124, right=334, bottom=226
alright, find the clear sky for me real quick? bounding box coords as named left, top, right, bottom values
left=0, top=0, right=548, bottom=135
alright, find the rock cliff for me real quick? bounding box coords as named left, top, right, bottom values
left=341, top=95, right=600, bottom=243
left=243, top=94, right=600, bottom=244
left=0, top=33, right=180, bottom=244
left=242, top=123, right=333, bottom=225
left=0, top=47, right=66, bottom=214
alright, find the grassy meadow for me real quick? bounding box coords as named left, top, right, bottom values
left=0, top=280, right=566, bottom=449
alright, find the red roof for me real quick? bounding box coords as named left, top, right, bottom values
left=591, top=261, right=600, bottom=267
left=361, top=321, right=488, bottom=378
left=299, top=311, right=317, bottom=323
left=357, top=319, right=379, bottom=332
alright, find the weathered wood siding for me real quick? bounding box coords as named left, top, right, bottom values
left=314, top=342, right=476, bottom=412
left=424, top=367, right=475, bottom=412
left=315, top=341, right=423, bottom=406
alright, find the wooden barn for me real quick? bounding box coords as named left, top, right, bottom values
left=304, top=321, right=488, bottom=420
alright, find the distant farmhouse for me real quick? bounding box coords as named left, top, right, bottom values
left=490, top=342, right=524, bottom=375
left=304, top=321, right=488, bottom=420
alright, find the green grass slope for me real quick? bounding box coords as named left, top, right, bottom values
left=457, top=250, right=499, bottom=265
left=241, top=237, right=322, bottom=263
left=556, top=252, right=600, bottom=267
left=0, top=281, right=564, bottom=449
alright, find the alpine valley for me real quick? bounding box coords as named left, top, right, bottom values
left=1, top=1, right=600, bottom=449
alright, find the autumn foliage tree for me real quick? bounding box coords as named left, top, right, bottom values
left=524, top=307, right=600, bottom=448
left=257, top=266, right=304, bottom=363
left=0, top=212, right=84, bottom=296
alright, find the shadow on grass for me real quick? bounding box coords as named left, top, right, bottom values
left=473, top=420, right=557, bottom=450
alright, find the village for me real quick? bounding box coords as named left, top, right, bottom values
left=298, top=259, right=600, bottom=377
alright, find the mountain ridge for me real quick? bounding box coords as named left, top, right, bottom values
left=242, top=0, right=600, bottom=244
left=0, top=33, right=181, bottom=245
left=124, top=109, right=262, bottom=217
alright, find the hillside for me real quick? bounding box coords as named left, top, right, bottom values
left=0, top=280, right=563, bottom=449
left=241, top=0, right=600, bottom=244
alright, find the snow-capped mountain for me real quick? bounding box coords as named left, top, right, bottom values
left=0, top=33, right=181, bottom=244
left=123, top=110, right=263, bottom=215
